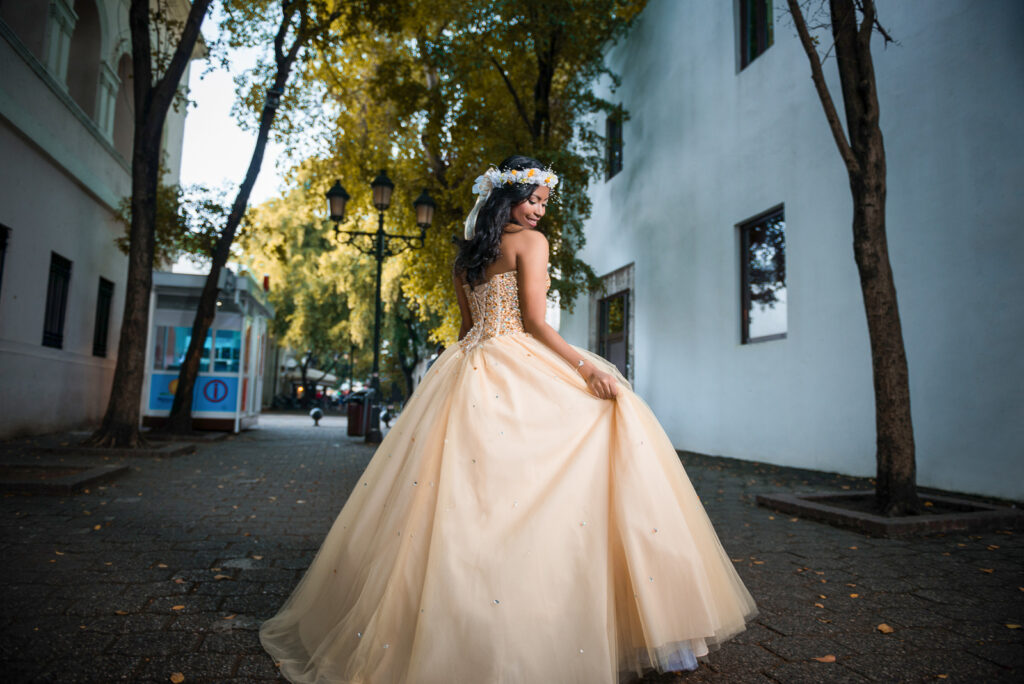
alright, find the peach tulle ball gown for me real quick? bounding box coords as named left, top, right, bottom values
left=259, top=270, right=758, bottom=683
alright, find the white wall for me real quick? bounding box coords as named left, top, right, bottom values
left=561, top=0, right=1024, bottom=500
left=0, top=0, right=197, bottom=437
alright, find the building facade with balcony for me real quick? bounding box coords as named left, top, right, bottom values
left=559, top=0, right=1024, bottom=500
left=0, top=0, right=200, bottom=438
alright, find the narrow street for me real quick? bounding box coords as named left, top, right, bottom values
left=0, top=414, right=1020, bottom=682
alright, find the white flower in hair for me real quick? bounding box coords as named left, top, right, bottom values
left=471, top=168, right=501, bottom=196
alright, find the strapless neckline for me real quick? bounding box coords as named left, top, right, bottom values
left=464, top=269, right=518, bottom=291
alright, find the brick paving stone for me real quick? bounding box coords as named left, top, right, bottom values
left=1, top=414, right=1021, bottom=682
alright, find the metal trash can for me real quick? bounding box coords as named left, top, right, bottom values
left=346, top=391, right=367, bottom=437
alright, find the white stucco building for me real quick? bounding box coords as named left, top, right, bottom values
left=560, top=0, right=1024, bottom=500
left=0, top=0, right=200, bottom=438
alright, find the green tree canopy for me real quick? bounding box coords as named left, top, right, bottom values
left=238, top=0, right=647, bottom=345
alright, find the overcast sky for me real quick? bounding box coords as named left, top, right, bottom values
left=175, top=13, right=286, bottom=273
left=178, top=15, right=286, bottom=208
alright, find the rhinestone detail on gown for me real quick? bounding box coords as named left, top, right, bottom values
left=458, top=269, right=550, bottom=354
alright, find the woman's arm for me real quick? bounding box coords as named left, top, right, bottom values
left=453, top=268, right=473, bottom=341
left=516, top=231, right=619, bottom=400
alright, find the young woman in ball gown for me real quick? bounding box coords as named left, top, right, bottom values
left=259, top=155, right=758, bottom=683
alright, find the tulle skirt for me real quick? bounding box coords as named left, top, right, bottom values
left=259, top=332, right=758, bottom=683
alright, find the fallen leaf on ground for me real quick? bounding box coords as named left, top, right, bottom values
left=170, top=673, right=185, bottom=683
left=92, top=524, right=101, bottom=531
left=877, top=623, right=894, bottom=633
left=157, top=563, right=168, bottom=568
left=987, top=545, right=999, bottom=550
left=223, top=614, right=237, bottom=620
left=923, top=501, right=933, bottom=507
left=1007, top=624, right=1021, bottom=629
left=54, top=550, right=64, bottom=555
left=252, top=555, right=263, bottom=560
left=752, top=560, right=764, bottom=565
left=213, top=574, right=232, bottom=580
left=171, top=605, right=185, bottom=611
left=848, top=546, right=858, bottom=550
left=174, top=578, right=186, bottom=584
left=814, top=602, right=825, bottom=609
left=114, top=610, right=129, bottom=616
left=849, top=593, right=859, bottom=598
left=936, top=675, right=948, bottom=679
left=813, top=654, right=836, bottom=663
left=979, top=568, right=994, bottom=573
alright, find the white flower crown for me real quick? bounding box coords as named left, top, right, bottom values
left=464, top=165, right=559, bottom=240
left=471, top=166, right=559, bottom=196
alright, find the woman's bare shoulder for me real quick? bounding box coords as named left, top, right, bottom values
left=503, top=226, right=548, bottom=247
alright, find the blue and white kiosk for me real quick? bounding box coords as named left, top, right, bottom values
left=142, top=270, right=274, bottom=432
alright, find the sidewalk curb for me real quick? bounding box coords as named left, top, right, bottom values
left=29, top=443, right=197, bottom=458
left=0, top=462, right=130, bottom=493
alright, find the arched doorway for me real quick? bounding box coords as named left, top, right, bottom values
left=66, top=0, right=102, bottom=118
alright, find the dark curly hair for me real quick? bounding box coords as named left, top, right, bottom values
left=453, top=155, right=549, bottom=290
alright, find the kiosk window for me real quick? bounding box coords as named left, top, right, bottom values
left=154, top=326, right=211, bottom=371
left=215, top=330, right=241, bottom=373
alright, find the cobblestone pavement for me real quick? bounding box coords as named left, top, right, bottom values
left=0, top=413, right=1020, bottom=683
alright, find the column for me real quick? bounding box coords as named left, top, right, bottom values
left=43, top=0, right=76, bottom=85
left=96, top=60, right=119, bottom=138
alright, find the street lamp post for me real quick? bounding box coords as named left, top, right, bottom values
left=327, top=171, right=435, bottom=443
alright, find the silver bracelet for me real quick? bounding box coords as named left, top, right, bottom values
left=576, top=359, right=585, bottom=372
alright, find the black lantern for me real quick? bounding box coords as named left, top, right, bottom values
left=370, top=169, right=394, bottom=211
left=413, top=188, right=436, bottom=229
left=326, top=181, right=350, bottom=223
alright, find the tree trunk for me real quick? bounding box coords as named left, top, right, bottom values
left=89, top=139, right=160, bottom=447
left=851, top=180, right=917, bottom=515
left=787, top=0, right=918, bottom=514
left=162, top=6, right=308, bottom=433
left=85, top=0, right=211, bottom=447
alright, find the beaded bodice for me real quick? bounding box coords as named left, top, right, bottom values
left=459, top=269, right=550, bottom=354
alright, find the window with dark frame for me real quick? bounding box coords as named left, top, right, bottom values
left=606, top=106, right=623, bottom=180
left=0, top=225, right=9, bottom=298
left=740, top=207, right=787, bottom=344
left=598, top=289, right=629, bottom=377
left=92, top=277, right=114, bottom=357
left=739, top=0, right=774, bottom=69
left=42, top=252, right=72, bottom=349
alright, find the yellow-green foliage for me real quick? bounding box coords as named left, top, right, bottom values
left=233, top=0, right=648, bottom=347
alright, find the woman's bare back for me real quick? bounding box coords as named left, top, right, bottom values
left=479, top=226, right=530, bottom=281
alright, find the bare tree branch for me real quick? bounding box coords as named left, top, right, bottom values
left=786, top=0, right=860, bottom=176
left=489, top=55, right=533, bottom=134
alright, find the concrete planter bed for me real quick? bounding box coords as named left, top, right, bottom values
left=757, top=490, right=1024, bottom=538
